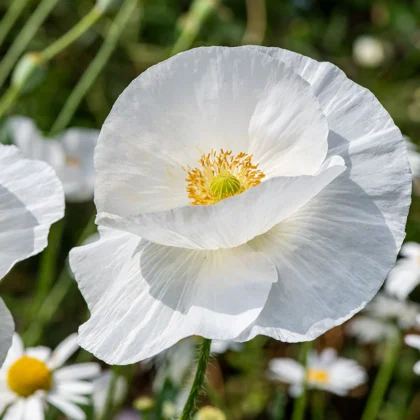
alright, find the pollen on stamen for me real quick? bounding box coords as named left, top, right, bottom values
left=185, top=149, right=265, bottom=206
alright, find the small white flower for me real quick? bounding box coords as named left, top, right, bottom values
left=385, top=242, right=420, bottom=300
left=268, top=348, right=367, bottom=397
left=8, top=116, right=98, bottom=202
left=210, top=340, right=243, bottom=354
left=404, top=136, right=420, bottom=179
left=0, top=333, right=100, bottom=420
left=0, top=145, right=64, bottom=366
left=353, top=35, right=387, bottom=68
left=92, top=371, right=128, bottom=419
left=70, top=46, right=411, bottom=364
left=346, top=316, right=396, bottom=344
left=404, top=334, right=420, bottom=374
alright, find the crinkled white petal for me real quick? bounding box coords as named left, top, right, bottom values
left=70, top=228, right=277, bottom=363
left=47, top=394, right=86, bottom=420
left=232, top=46, right=411, bottom=342
left=267, top=358, right=304, bottom=385
left=405, top=334, right=420, bottom=350
left=0, top=300, right=13, bottom=368
left=98, top=156, right=345, bottom=250
left=0, top=145, right=64, bottom=279
left=95, top=46, right=328, bottom=217
left=47, top=333, right=79, bottom=370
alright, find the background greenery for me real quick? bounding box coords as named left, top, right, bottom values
left=1, top=0, right=420, bottom=418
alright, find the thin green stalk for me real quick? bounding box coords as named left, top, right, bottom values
left=170, top=0, right=218, bottom=57
left=0, top=0, right=29, bottom=48
left=180, top=338, right=212, bottom=420
left=0, top=0, right=58, bottom=88
left=29, top=219, right=65, bottom=319
left=0, top=84, right=20, bottom=117
left=50, top=0, right=138, bottom=135
left=311, top=390, right=325, bottom=420
left=361, top=332, right=402, bottom=420
left=101, top=367, right=120, bottom=420
left=291, top=340, right=314, bottom=420
left=41, top=7, right=103, bottom=61
left=24, top=214, right=97, bottom=346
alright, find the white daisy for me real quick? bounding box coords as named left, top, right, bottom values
left=405, top=334, right=420, bottom=374
left=70, top=46, right=411, bottom=364
left=210, top=340, right=243, bottom=354
left=0, top=333, right=100, bottom=420
left=0, top=145, right=64, bottom=366
left=268, top=348, right=367, bottom=397
left=385, top=242, right=420, bottom=300
left=92, top=371, right=127, bottom=419
left=352, top=35, right=387, bottom=68
left=7, top=116, right=98, bottom=202
left=346, top=316, right=396, bottom=344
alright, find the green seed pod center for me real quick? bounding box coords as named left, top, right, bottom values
left=209, top=173, right=242, bottom=201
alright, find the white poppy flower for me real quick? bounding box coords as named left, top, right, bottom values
left=7, top=116, right=98, bottom=202
left=0, top=145, right=64, bottom=367
left=404, top=136, right=420, bottom=179
left=0, top=333, right=100, bottom=420
left=353, top=35, right=387, bottom=68
left=385, top=242, right=420, bottom=300
left=92, top=371, right=128, bottom=419
left=268, top=348, right=367, bottom=397
left=70, top=46, right=411, bottom=364
left=210, top=340, right=243, bottom=354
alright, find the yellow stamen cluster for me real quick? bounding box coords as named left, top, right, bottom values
left=185, top=149, right=265, bottom=205
left=7, top=356, right=52, bottom=397
left=306, top=368, right=329, bottom=384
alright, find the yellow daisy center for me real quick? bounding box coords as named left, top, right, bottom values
left=185, top=149, right=265, bottom=205
left=7, top=356, right=52, bottom=397
left=306, top=368, right=329, bottom=384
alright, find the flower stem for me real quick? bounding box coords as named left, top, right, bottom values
left=49, top=0, right=139, bottom=135
left=291, top=340, right=314, bottom=420
left=311, top=390, right=325, bottom=420
left=170, top=0, right=218, bottom=57
left=361, top=332, right=402, bottom=420
left=101, top=366, right=120, bottom=420
left=180, top=337, right=212, bottom=420
left=0, top=0, right=29, bottom=49
left=0, top=0, right=58, bottom=88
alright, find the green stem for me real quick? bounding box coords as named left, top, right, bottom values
left=0, top=84, right=20, bottom=118
left=170, top=0, right=218, bottom=57
left=23, top=214, right=97, bottom=346
left=291, top=340, right=314, bottom=420
left=180, top=338, right=212, bottom=420
left=361, top=332, right=402, bottom=420
left=311, top=390, right=325, bottom=420
left=50, top=0, right=138, bottom=135
left=41, top=7, right=103, bottom=61
left=0, top=0, right=29, bottom=48
left=100, top=367, right=120, bottom=420
left=0, top=0, right=58, bottom=88
left=29, top=219, right=65, bottom=319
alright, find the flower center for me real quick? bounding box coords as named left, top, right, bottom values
left=7, top=356, right=52, bottom=397
left=185, top=149, right=265, bottom=205
left=65, top=156, right=81, bottom=167
left=306, top=368, right=329, bottom=384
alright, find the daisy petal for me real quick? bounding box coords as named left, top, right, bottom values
left=0, top=299, right=13, bottom=367
left=71, top=228, right=277, bottom=363
left=47, top=395, right=85, bottom=420
left=385, top=260, right=420, bottom=300
left=2, top=333, right=24, bottom=369
left=55, top=381, right=94, bottom=395
left=267, top=358, right=304, bottom=384
left=25, top=347, right=51, bottom=363
left=48, top=334, right=79, bottom=370
left=413, top=361, right=420, bottom=375
left=54, top=363, right=101, bottom=381
left=24, top=396, right=44, bottom=420
left=0, top=145, right=64, bottom=279
left=3, top=399, right=26, bottom=420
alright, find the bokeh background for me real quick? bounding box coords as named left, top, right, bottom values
left=1, top=0, right=420, bottom=419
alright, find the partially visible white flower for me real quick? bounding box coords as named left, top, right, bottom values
left=0, top=333, right=100, bottom=419
left=195, top=406, right=226, bottom=420
left=346, top=315, right=396, bottom=344
left=268, top=348, right=366, bottom=397
left=386, top=243, right=420, bottom=300
left=404, top=136, right=420, bottom=179
left=353, top=35, right=387, bottom=68
left=92, top=371, right=128, bottom=419
left=0, top=144, right=64, bottom=366
left=405, top=334, right=420, bottom=374
left=8, top=116, right=98, bottom=202
left=210, top=340, right=243, bottom=354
